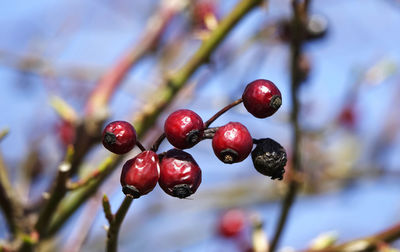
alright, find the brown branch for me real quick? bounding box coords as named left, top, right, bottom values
left=204, top=98, right=243, bottom=128
left=306, top=222, right=400, bottom=252
left=269, top=1, right=309, bottom=251
left=34, top=147, right=74, bottom=238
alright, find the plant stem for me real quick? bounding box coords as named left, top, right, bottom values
left=204, top=98, right=243, bottom=128
left=35, top=147, right=74, bottom=238
left=106, top=196, right=133, bottom=252
left=306, top=222, right=400, bottom=252
left=269, top=1, right=308, bottom=251
left=151, top=97, right=242, bottom=151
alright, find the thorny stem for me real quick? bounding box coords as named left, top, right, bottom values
left=105, top=196, right=133, bottom=252
left=269, top=1, right=308, bottom=252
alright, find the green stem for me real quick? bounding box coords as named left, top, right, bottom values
left=106, top=196, right=133, bottom=252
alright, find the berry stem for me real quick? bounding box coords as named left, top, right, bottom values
left=105, top=195, right=134, bottom=252
left=204, top=98, right=243, bottom=128
left=151, top=133, right=166, bottom=152
left=269, top=1, right=308, bottom=251
left=136, top=140, right=147, bottom=152
left=151, top=97, right=242, bottom=151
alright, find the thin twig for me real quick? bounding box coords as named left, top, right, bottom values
left=151, top=133, right=166, bottom=152
left=0, top=129, right=23, bottom=238
left=105, top=196, right=134, bottom=252
left=269, top=1, right=309, bottom=251
left=204, top=98, right=243, bottom=128
left=135, top=141, right=147, bottom=152
left=305, top=222, right=400, bottom=252
left=34, top=147, right=74, bottom=238
left=0, top=128, right=9, bottom=141
left=102, top=194, right=114, bottom=224
left=151, top=97, right=242, bottom=151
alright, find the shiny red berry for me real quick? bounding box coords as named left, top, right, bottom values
left=242, top=79, right=282, bottom=118
left=159, top=149, right=202, bottom=199
left=164, top=109, right=204, bottom=149
left=102, top=121, right=136, bottom=154
left=120, top=151, right=160, bottom=198
left=212, top=122, right=253, bottom=164
left=218, top=209, right=246, bottom=238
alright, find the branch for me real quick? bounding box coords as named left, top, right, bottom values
left=0, top=129, right=24, bottom=238
left=68, top=0, right=182, bottom=176
left=269, top=1, right=309, bottom=251
left=45, top=0, right=264, bottom=238
left=105, top=196, right=133, bottom=252
left=45, top=156, right=119, bottom=237
left=306, top=222, right=400, bottom=252
left=34, top=147, right=74, bottom=238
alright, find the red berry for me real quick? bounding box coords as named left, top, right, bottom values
left=218, top=209, right=246, bottom=237
left=102, top=121, right=136, bottom=154
left=242, top=79, right=282, bottom=118
left=57, top=120, right=75, bottom=146
left=164, top=109, right=204, bottom=149
left=159, top=149, right=202, bottom=198
left=120, top=151, right=160, bottom=198
left=212, top=122, right=253, bottom=164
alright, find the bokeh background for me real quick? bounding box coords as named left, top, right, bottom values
left=1, top=0, right=400, bottom=251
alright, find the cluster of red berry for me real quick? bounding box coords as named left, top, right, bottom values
left=102, top=79, right=287, bottom=199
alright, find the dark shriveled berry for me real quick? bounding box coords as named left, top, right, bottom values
left=159, top=149, right=202, bottom=199
left=251, top=138, right=287, bottom=180
left=120, top=151, right=160, bottom=198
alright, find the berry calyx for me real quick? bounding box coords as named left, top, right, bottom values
left=102, top=121, right=137, bottom=154
left=159, top=149, right=202, bottom=199
left=212, top=122, right=253, bottom=164
left=120, top=151, right=160, bottom=198
left=218, top=209, right=246, bottom=238
left=242, top=79, right=282, bottom=118
left=251, top=138, right=287, bottom=180
left=164, top=109, right=204, bottom=149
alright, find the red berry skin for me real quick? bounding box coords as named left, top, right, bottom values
left=242, top=79, right=282, bottom=118
left=212, top=122, right=253, bottom=164
left=102, top=121, right=136, bottom=154
left=159, top=149, right=202, bottom=199
left=164, top=109, right=204, bottom=149
left=120, top=151, right=160, bottom=198
left=218, top=209, right=246, bottom=238
left=57, top=120, right=75, bottom=146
